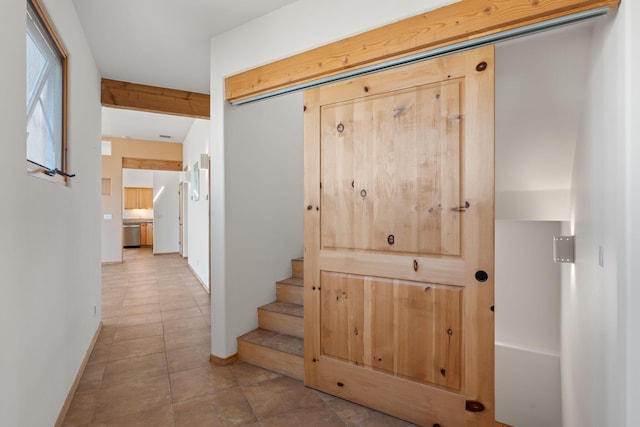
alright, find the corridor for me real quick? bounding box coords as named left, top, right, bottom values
left=62, top=248, right=413, bottom=426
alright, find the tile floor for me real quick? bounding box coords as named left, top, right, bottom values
left=63, top=248, right=416, bottom=426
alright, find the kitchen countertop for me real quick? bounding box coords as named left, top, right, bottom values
left=122, top=219, right=154, bottom=225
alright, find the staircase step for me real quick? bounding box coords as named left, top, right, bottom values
left=258, top=302, right=304, bottom=338
left=276, top=277, right=304, bottom=305
left=291, top=257, right=304, bottom=279
left=260, top=301, right=303, bottom=317
left=237, top=328, right=303, bottom=380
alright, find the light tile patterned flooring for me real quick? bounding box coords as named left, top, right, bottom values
left=63, top=248, right=415, bottom=426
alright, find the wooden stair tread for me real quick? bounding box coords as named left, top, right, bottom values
left=238, top=328, right=303, bottom=357
left=277, top=277, right=303, bottom=287
left=259, top=301, right=303, bottom=318
left=236, top=257, right=306, bottom=380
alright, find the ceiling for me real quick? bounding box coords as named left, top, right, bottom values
left=74, top=0, right=300, bottom=143
left=78, top=0, right=595, bottom=196
left=73, top=0, right=299, bottom=94
left=102, top=107, right=195, bottom=143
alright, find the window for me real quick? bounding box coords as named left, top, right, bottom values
left=26, top=0, right=68, bottom=183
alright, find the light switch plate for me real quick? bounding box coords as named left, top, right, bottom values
left=104, top=213, right=113, bottom=220
left=599, top=245, right=604, bottom=267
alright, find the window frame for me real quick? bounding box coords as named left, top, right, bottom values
left=26, top=0, right=69, bottom=185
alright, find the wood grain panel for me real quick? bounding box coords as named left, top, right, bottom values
left=369, top=278, right=395, bottom=373
left=320, top=81, right=462, bottom=256
left=319, top=250, right=465, bottom=287
left=461, top=44, right=496, bottom=427
left=237, top=340, right=303, bottom=380
left=291, top=258, right=304, bottom=279
left=320, top=273, right=364, bottom=365
left=124, top=188, right=138, bottom=210
left=102, top=79, right=210, bottom=118
left=140, top=222, right=147, bottom=245
left=124, top=187, right=154, bottom=210
left=209, top=353, right=239, bottom=366
left=320, top=272, right=462, bottom=390
left=303, top=88, right=322, bottom=387
left=315, top=357, right=466, bottom=427
left=276, top=282, right=304, bottom=305
left=141, top=223, right=153, bottom=246
left=226, top=0, right=619, bottom=103
left=305, top=46, right=495, bottom=425
left=122, top=157, right=183, bottom=171
left=396, top=283, right=462, bottom=390
left=139, top=188, right=153, bottom=209
left=258, top=309, right=304, bottom=338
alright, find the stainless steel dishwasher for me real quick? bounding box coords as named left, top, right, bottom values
left=122, top=224, right=141, bottom=248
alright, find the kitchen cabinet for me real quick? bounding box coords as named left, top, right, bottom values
left=124, top=188, right=138, bottom=209
left=139, top=188, right=153, bottom=209
left=140, top=223, right=153, bottom=246
left=124, top=187, right=153, bottom=210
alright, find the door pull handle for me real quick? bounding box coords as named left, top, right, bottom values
left=450, top=201, right=470, bottom=212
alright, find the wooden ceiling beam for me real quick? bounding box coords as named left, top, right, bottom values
left=122, top=157, right=183, bottom=171
left=225, top=0, right=620, bottom=103
left=102, top=79, right=210, bottom=118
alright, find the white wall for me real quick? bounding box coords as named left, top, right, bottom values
left=224, top=92, right=303, bottom=353
left=152, top=171, right=180, bottom=254
left=495, top=221, right=562, bottom=427
left=563, top=7, right=630, bottom=427
left=496, top=222, right=561, bottom=353
left=496, top=190, right=570, bottom=221
left=210, top=0, right=457, bottom=358
left=0, top=0, right=102, bottom=425
left=209, top=7, right=640, bottom=427
left=122, top=168, right=153, bottom=187
left=493, top=25, right=597, bottom=426
left=495, top=23, right=592, bottom=222
left=626, top=3, right=640, bottom=426
left=182, top=119, right=210, bottom=287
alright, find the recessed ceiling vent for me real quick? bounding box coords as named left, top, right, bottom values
left=159, top=134, right=172, bottom=139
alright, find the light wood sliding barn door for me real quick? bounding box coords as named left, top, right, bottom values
left=303, top=46, right=495, bottom=427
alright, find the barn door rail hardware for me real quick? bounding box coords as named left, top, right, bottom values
left=231, top=6, right=611, bottom=105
